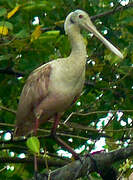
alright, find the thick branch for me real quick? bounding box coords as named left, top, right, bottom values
left=0, top=145, right=133, bottom=179
left=33, top=144, right=133, bottom=180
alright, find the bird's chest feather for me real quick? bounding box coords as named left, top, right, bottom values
left=49, top=61, right=85, bottom=105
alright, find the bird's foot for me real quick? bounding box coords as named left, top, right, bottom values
left=73, top=155, right=92, bottom=179
left=83, top=150, right=105, bottom=178
left=74, top=152, right=104, bottom=179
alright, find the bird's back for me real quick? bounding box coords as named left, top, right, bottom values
left=14, top=63, right=52, bottom=136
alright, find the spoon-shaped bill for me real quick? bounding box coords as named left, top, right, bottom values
left=84, top=20, right=123, bottom=59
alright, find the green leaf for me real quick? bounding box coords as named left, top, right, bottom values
left=39, top=30, right=60, bottom=41
left=0, top=8, right=7, bottom=17
left=0, top=21, right=13, bottom=30
left=45, top=30, right=60, bottom=36
left=26, top=136, right=40, bottom=154
left=23, top=1, right=51, bottom=11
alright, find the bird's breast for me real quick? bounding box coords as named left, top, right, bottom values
left=48, top=61, right=85, bottom=111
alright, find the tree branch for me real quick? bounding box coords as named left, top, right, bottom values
left=0, top=157, right=68, bottom=167
left=0, top=68, right=25, bottom=77
left=64, top=110, right=133, bottom=124
left=0, top=105, right=16, bottom=114
left=32, top=144, right=133, bottom=180
left=1, top=144, right=133, bottom=179
left=91, top=2, right=133, bottom=20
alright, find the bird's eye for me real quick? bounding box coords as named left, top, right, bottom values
left=79, top=15, right=83, bottom=18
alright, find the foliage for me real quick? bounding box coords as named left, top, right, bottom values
left=26, top=136, right=40, bottom=155
left=0, top=0, right=133, bottom=179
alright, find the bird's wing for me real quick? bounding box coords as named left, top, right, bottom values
left=14, top=64, right=52, bottom=137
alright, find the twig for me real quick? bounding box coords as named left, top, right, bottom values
left=91, top=2, right=133, bottom=20
left=41, top=131, right=88, bottom=141
left=66, top=121, right=133, bottom=133
left=0, top=167, right=7, bottom=173
left=0, top=122, right=14, bottom=127
left=63, top=110, right=133, bottom=124
left=0, top=68, right=25, bottom=77
left=0, top=105, right=16, bottom=114
left=0, top=127, right=88, bottom=145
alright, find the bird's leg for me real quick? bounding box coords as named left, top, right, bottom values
left=34, top=118, right=39, bottom=178
left=51, top=114, right=79, bottom=160
left=34, top=118, right=39, bottom=136
left=51, top=115, right=85, bottom=179
left=51, top=113, right=60, bottom=135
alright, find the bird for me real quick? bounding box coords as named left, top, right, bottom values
left=14, top=10, right=123, bottom=159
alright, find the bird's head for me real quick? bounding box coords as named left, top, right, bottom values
left=64, top=9, right=123, bottom=59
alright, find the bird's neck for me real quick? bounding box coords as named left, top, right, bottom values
left=68, top=27, right=87, bottom=63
